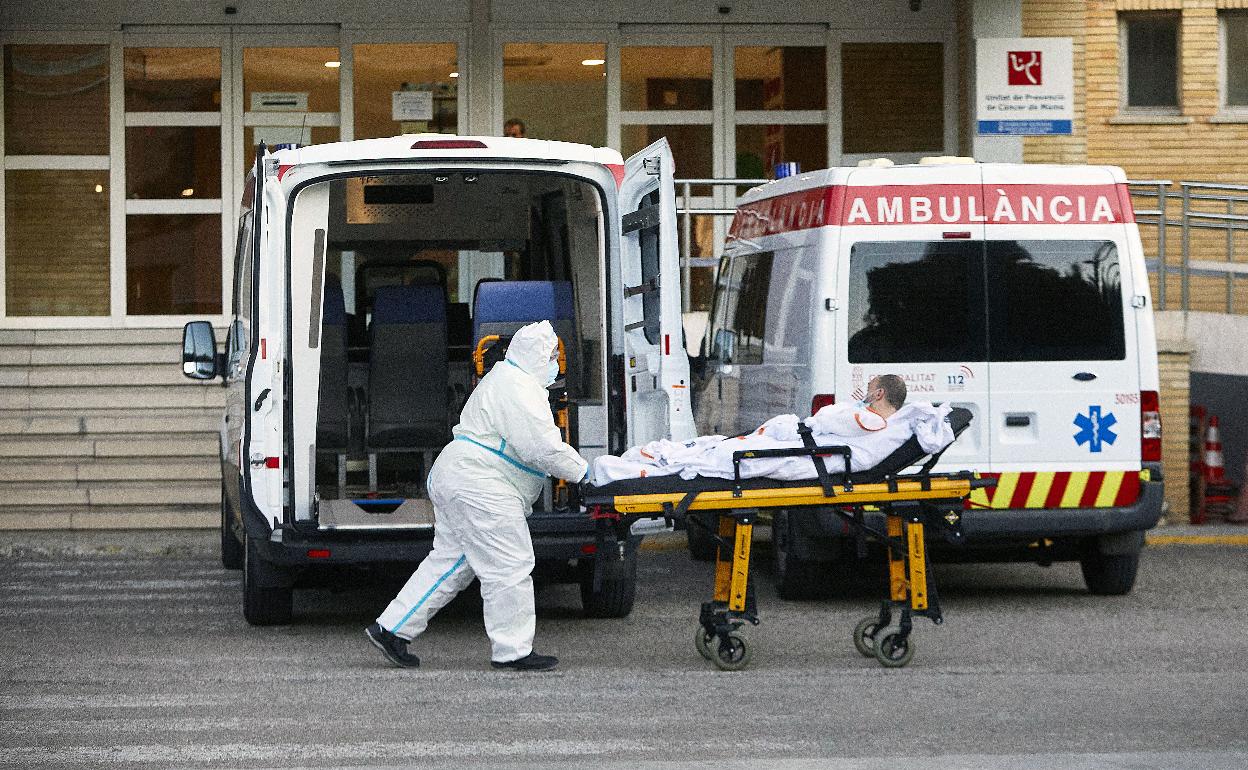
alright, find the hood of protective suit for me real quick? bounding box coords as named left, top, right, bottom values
left=504, top=320, right=559, bottom=377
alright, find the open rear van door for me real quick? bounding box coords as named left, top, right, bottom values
left=619, top=138, right=696, bottom=444
left=244, top=151, right=288, bottom=528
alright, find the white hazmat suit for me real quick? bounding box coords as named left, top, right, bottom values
left=375, top=320, right=588, bottom=663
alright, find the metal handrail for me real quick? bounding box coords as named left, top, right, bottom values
left=675, top=176, right=1245, bottom=314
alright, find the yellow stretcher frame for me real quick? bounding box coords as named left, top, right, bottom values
left=586, top=472, right=991, bottom=671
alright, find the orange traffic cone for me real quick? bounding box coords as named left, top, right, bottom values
left=1203, top=417, right=1227, bottom=484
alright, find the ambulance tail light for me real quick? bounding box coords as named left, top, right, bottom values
left=811, top=394, right=835, bottom=414
left=1141, top=390, right=1162, bottom=462
left=411, top=139, right=488, bottom=150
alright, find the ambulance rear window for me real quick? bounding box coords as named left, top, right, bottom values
left=847, top=241, right=986, bottom=363
left=987, top=240, right=1126, bottom=361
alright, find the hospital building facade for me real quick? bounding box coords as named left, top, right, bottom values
left=0, top=0, right=1244, bottom=528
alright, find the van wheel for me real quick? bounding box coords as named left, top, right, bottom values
left=1080, top=548, right=1140, bottom=596
left=686, top=513, right=719, bottom=562
left=220, top=485, right=243, bottom=571
left=578, top=549, right=637, bottom=618
left=772, top=510, right=832, bottom=600
left=243, top=535, right=293, bottom=626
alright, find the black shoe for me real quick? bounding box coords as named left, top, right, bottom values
left=366, top=623, right=420, bottom=668
left=491, top=652, right=558, bottom=671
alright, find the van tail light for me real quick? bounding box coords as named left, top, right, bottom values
left=1141, top=390, right=1162, bottom=462
left=410, top=139, right=487, bottom=149
left=811, top=394, right=835, bottom=414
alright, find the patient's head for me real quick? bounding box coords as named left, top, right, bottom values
left=866, top=374, right=907, bottom=417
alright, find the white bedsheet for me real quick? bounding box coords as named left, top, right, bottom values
left=591, top=402, right=954, bottom=485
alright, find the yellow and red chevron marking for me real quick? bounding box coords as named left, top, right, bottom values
left=968, top=471, right=1142, bottom=510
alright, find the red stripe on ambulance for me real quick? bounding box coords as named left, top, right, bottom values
left=728, top=182, right=1133, bottom=240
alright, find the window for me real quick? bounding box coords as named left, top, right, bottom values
left=847, top=241, right=986, bottom=364
left=726, top=251, right=773, bottom=365
left=3, top=44, right=112, bottom=317
left=353, top=43, right=458, bottom=139
left=227, top=211, right=254, bottom=378
left=124, top=45, right=224, bottom=315
left=503, top=42, right=606, bottom=145
left=841, top=43, right=944, bottom=155
left=1122, top=13, right=1180, bottom=110
left=987, top=240, right=1125, bottom=362
left=638, top=190, right=662, bottom=345
left=1223, top=12, right=1248, bottom=109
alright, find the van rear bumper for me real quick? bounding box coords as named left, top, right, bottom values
left=252, top=511, right=602, bottom=569
left=793, top=464, right=1163, bottom=556
left=958, top=465, right=1164, bottom=542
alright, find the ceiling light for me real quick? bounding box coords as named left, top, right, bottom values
left=581, top=59, right=605, bottom=66
left=181, top=188, right=194, bottom=197
left=449, top=71, right=459, bottom=78
left=324, top=61, right=340, bottom=68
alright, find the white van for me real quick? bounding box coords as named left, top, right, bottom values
left=182, top=135, right=694, bottom=625
left=691, top=159, right=1163, bottom=598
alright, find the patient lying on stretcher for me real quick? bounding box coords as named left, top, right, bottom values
left=592, top=374, right=955, bottom=485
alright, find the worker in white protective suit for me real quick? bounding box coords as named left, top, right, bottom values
left=366, top=320, right=587, bottom=672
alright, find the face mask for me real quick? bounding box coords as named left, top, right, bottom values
left=544, top=360, right=560, bottom=387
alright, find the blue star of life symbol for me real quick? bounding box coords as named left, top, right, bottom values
left=1073, top=405, right=1117, bottom=453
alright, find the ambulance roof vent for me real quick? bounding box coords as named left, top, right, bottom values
left=919, top=156, right=977, bottom=165
left=856, top=158, right=894, bottom=168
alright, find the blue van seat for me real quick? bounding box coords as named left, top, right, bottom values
left=472, top=281, right=576, bottom=382
left=317, top=275, right=349, bottom=451
left=366, top=285, right=449, bottom=489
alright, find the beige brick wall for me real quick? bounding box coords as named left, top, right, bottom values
left=1024, top=1, right=1248, bottom=182
left=1158, top=346, right=1193, bottom=522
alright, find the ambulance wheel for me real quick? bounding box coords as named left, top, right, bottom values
left=220, top=485, right=243, bottom=571
left=695, top=626, right=715, bottom=660
left=579, top=548, right=637, bottom=619
left=712, top=634, right=752, bottom=671
left=686, top=513, right=719, bottom=562
left=852, top=615, right=881, bottom=657
left=1080, top=548, right=1140, bottom=596
left=873, top=628, right=914, bottom=668
left=242, top=535, right=293, bottom=626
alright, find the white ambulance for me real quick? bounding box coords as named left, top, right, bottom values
left=691, top=159, right=1163, bottom=598
left=181, top=135, right=694, bottom=625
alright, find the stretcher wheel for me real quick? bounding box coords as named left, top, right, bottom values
left=695, top=626, right=715, bottom=660
left=872, top=628, right=914, bottom=668
left=712, top=634, right=752, bottom=671
left=852, top=615, right=881, bottom=658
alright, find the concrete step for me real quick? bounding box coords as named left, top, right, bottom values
left=0, top=385, right=226, bottom=410
left=0, top=363, right=201, bottom=388
left=0, top=343, right=184, bottom=367
left=0, top=412, right=219, bottom=436
left=0, top=505, right=217, bottom=530
left=0, top=433, right=217, bottom=459
left=0, top=328, right=212, bottom=347
left=0, top=482, right=217, bottom=508
left=0, top=457, right=220, bottom=483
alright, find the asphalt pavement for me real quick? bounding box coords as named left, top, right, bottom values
left=1, top=526, right=1247, bottom=769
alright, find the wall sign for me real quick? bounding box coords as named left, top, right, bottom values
left=976, top=37, right=1073, bottom=136
left=392, top=90, right=434, bottom=122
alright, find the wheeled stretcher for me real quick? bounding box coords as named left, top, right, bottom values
left=581, top=407, right=995, bottom=670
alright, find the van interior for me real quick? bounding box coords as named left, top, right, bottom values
left=308, top=171, right=606, bottom=517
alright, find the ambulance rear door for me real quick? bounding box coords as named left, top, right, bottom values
left=618, top=138, right=696, bottom=445
left=982, top=166, right=1141, bottom=491
left=833, top=163, right=991, bottom=471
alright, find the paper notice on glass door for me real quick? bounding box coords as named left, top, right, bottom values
left=392, top=91, right=434, bottom=122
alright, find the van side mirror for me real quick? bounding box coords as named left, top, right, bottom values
left=714, top=328, right=737, bottom=364
left=182, top=321, right=219, bottom=380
